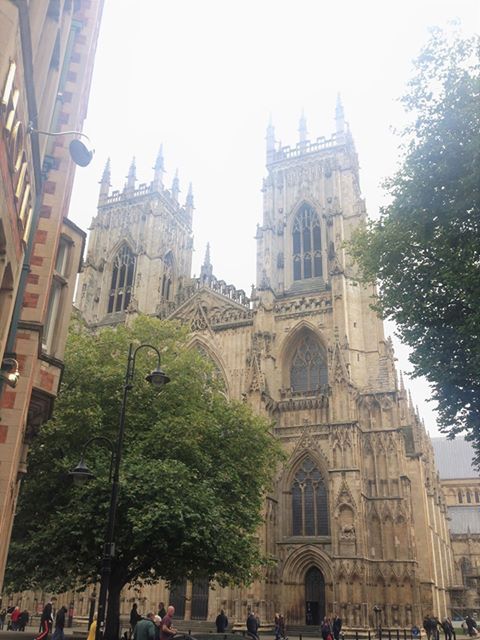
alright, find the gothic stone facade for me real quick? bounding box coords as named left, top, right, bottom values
left=76, top=105, right=454, bottom=628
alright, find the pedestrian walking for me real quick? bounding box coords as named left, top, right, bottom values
left=160, top=606, right=177, bottom=640
left=18, top=610, right=29, bottom=631
left=133, top=613, right=156, bottom=640
left=246, top=611, right=259, bottom=640
left=35, top=602, right=53, bottom=640
left=332, top=615, right=342, bottom=640
left=0, top=608, right=6, bottom=630
left=130, top=603, right=142, bottom=639
left=11, top=606, right=21, bottom=630
left=52, top=607, right=67, bottom=640
left=465, top=616, right=478, bottom=637
left=216, top=610, right=228, bottom=633
left=87, top=616, right=97, bottom=640
left=321, top=618, right=333, bottom=640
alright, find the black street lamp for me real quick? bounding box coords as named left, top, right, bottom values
left=70, top=343, right=170, bottom=640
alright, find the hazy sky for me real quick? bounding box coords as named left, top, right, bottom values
left=69, top=0, right=479, bottom=436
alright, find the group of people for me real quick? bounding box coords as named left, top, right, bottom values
left=34, top=601, right=69, bottom=640
left=0, top=606, right=30, bottom=631
left=423, top=615, right=456, bottom=640
left=320, top=615, right=342, bottom=640
left=129, top=602, right=177, bottom=640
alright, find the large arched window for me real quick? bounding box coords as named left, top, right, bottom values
left=292, top=204, right=322, bottom=281
left=290, top=334, right=328, bottom=393
left=292, top=456, right=329, bottom=536
left=108, top=245, right=135, bottom=313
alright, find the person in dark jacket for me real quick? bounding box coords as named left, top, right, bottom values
left=35, top=602, right=53, bottom=640
left=216, top=610, right=228, bottom=633
left=52, top=607, right=67, bottom=640
left=130, top=604, right=142, bottom=638
left=332, top=616, right=342, bottom=640
left=18, top=610, right=29, bottom=632
left=246, top=612, right=259, bottom=640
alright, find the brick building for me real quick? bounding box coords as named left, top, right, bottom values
left=0, top=0, right=104, bottom=588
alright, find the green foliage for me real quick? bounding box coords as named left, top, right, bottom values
left=5, top=316, right=282, bottom=596
left=349, top=29, right=480, bottom=443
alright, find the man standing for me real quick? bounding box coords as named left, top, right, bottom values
left=216, top=610, right=228, bottom=633
left=160, top=606, right=177, bottom=640
left=332, top=615, right=342, bottom=640
left=158, top=603, right=167, bottom=620
left=246, top=611, right=259, bottom=640
left=35, top=602, right=53, bottom=640
left=133, top=613, right=156, bottom=640
left=52, top=606, right=68, bottom=640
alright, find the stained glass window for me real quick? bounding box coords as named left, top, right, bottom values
left=292, top=204, right=322, bottom=281
left=107, top=245, right=135, bottom=313
left=292, top=457, right=329, bottom=536
left=290, top=334, right=328, bottom=393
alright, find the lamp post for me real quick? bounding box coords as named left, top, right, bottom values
left=70, top=343, right=170, bottom=640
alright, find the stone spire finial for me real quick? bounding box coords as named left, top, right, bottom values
left=152, top=144, right=165, bottom=190
left=335, top=93, right=345, bottom=134
left=299, top=109, right=308, bottom=147
left=125, top=156, right=136, bottom=193
left=266, top=114, right=275, bottom=163
left=200, top=242, right=213, bottom=281
left=98, top=157, right=111, bottom=204
left=171, top=168, right=180, bottom=202
left=186, top=182, right=194, bottom=208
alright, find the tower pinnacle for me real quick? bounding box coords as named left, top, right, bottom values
left=125, top=156, right=136, bottom=193
left=299, top=109, right=308, bottom=148
left=98, top=157, right=111, bottom=204
left=171, top=169, right=180, bottom=202
left=335, top=93, right=345, bottom=134
left=266, top=115, right=275, bottom=163
left=152, top=144, right=165, bottom=190
left=200, top=242, right=213, bottom=281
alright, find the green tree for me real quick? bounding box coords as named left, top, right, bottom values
left=5, top=316, right=282, bottom=638
left=349, top=29, right=480, bottom=445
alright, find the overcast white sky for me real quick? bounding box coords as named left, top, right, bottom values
left=69, top=0, right=479, bottom=437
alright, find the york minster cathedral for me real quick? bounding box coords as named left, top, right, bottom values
left=75, top=100, right=460, bottom=629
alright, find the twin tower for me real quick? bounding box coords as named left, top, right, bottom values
left=77, top=99, right=454, bottom=628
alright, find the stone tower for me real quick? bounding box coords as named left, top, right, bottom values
left=77, top=148, right=193, bottom=325
left=74, top=103, right=455, bottom=628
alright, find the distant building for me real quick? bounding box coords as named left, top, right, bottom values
left=0, top=0, right=104, bottom=588
left=75, top=102, right=455, bottom=627
left=431, top=437, right=480, bottom=615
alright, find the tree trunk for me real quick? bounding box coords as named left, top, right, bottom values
left=105, top=578, right=125, bottom=640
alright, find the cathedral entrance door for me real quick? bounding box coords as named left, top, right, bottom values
left=305, top=566, right=325, bottom=625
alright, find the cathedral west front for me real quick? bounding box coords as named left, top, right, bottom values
left=75, top=99, right=457, bottom=629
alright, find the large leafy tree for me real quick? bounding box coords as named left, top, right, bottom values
left=349, top=28, right=480, bottom=448
left=5, top=316, right=282, bottom=638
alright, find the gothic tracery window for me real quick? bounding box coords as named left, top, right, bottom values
left=107, top=245, right=135, bottom=313
left=290, top=334, right=328, bottom=393
left=292, top=456, right=329, bottom=536
left=292, top=203, right=322, bottom=281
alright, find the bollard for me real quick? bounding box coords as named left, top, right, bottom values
left=368, top=631, right=371, bottom=640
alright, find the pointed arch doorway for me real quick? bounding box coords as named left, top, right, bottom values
left=305, top=566, right=325, bottom=625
